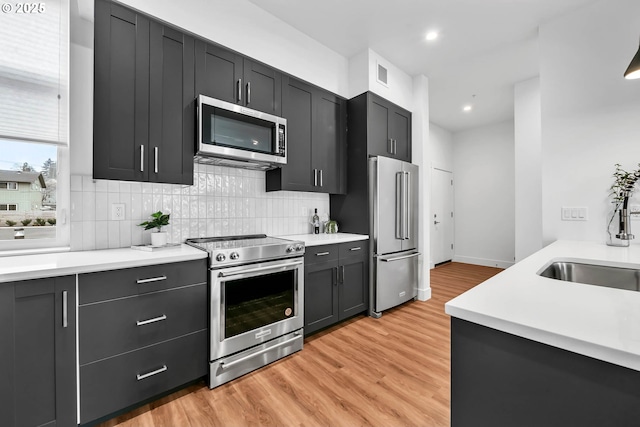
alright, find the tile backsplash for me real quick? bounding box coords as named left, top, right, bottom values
left=70, top=163, right=330, bottom=251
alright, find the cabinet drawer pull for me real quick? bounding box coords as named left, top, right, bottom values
left=136, top=314, right=167, bottom=326
left=62, top=290, right=68, bottom=328
left=349, top=247, right=361, bottom=251
left=315, top=252, right=330, bottom=256
left=136, top=365, right=167, bottom=381
left=136, top=275, right=167, bottom=284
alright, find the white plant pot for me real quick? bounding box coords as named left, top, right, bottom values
left=151, top=231, right=168, bottom=247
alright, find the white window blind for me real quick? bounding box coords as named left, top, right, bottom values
left=0, top=0, right=69, bottom=145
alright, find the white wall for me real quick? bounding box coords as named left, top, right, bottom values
left=412, top=75, right=430, bottom=301
left=429, top=123, right=454, bottom=172
left=539, top=0, right=640, bottom=245
left=453, top=121, right=515, bottom=268
left=514, top=77, right=542, bottom=261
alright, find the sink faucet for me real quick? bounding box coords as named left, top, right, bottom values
left=617, top=209, right=640, bottom=240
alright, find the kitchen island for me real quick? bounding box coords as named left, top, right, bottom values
left=446, top=240, right=640, bottom=426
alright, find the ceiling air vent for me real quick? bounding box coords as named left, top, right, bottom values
left=377, top=62, right=388, bottom=86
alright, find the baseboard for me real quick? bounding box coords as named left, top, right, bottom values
left=417, top=287, right=431, bottom=301
left=452, top=255, right=514, bottom=269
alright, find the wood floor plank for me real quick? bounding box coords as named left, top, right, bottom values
left=94, top=262, right=502, bottom=427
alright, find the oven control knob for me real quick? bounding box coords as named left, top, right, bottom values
left=295, top=244, right=304, bottom=252
left=215, top=253, right=226, bottom=262
left=286, top=245, right=295, bottom=253
left=230, top=252, right=240, bottom=260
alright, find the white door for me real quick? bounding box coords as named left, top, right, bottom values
left=431, top=168, right=454, bottom=266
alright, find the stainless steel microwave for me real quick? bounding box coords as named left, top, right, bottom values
left=196, top=94, right=287, bottom=170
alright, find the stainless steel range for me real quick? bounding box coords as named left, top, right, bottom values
left=186, top=234, right=305, bottom=388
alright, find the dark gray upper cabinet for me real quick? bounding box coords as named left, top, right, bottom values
left=0, top=276, right=76, bottom=427
left=94, top=0, right=194, bottom=185
left=361, top=92, right=412, bottom=162
left=195, top=41, right=282, bottom=116
left=266, top=75, right=346, bottom=194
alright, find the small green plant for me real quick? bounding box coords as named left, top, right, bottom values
left=47, top=218, right=56, bottom=226
left=34, top=218, right=46, bottom=226
left=138, top=211, right=170, bottom=232
left=21, top=219, right=32, bottom=226
left=610, top=163, right=640, bottom=202
left=5, top=220, right=17, bottom=227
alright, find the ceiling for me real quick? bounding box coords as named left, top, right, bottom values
left=246, top=0, right=598, bottom=133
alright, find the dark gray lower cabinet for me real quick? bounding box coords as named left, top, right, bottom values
left=304, top=241, right=368, bottom=335
left=78, top=261, right=208, bottom=425
left=0, top=276, right=76, bottom=427
left=451, top=318, right=640, bottom=427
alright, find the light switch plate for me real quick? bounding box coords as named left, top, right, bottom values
left=111, top=203, right=125, bottom=221
left=561, top=207, right=588, bottom=221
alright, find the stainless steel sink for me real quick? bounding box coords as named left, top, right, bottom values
left=538, top=261, right=640, bottom=291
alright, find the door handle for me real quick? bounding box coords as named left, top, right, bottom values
left=313, top=169, right=318, bottom=186
left=319, top=169, right=323, bottom=187
left=62, top=290, right=68, bottom=328
left=333, top=267, right=338, bottom=286
left=434, top=221, right=441, bottom=225
left=220, top=334, right=302, bottom=370
left=154, top=147, right=159, bottom=174
left=246, top=81, right=251, bottom=104
left=339, top=265, right=345, bottom=284
left=396, top=172, right=403, bottom=239
left=140, top=145, right=144, bottom=172
left=237, top=78, right=242, bottom=102
left=388, top=138, right=393, bottom=154
left=405, top=171, right=410, bottom=239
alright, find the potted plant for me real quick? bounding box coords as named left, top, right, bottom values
left=139, top=211, right=170, bottom=246
left=607, top=163, right=640, bottom=246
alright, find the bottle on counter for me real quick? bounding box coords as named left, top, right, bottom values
left=312, top=208, right=320, bottom=234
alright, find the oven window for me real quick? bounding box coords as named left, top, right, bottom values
left=224, top=269, right=296, bottom=338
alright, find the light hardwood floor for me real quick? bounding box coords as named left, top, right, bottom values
left=97, top=262, right=502, bottom=427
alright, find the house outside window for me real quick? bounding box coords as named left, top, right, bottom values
left=0, top=0, right=69, bottom=252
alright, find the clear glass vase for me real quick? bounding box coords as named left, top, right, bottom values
left=606, top=201, right=631, bottom=247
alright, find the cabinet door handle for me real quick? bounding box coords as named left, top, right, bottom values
left=136, top=275, right=167, bottom=284
left=333, top=267, right=338, bottom=286
left=140, top=145, right=144, bottom=172
left=136, top=314, right=167, bottom=326
left=154, top=147, right=159, bottom=174
left=136, top=365, right=167, bottom=381
left=246, top=81, right=251, bottom=105
left=393, top=139, right=397, bottom=154
left=313, top=169, right=318, bottom=186
left=315, top=252, right=329, bottom=256
left=340, top=265, right=345, bottom=284
left=237, top=78, right=242, bottom=102
left=319, top=169, right=323, bottom=187
left=388, top=138, right=393, bottom=154
left=62, top=290, right=68, bottom=328
left=349, top=246, right=361, bottom=251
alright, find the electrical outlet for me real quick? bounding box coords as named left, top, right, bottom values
left=111, top=203, right=125, bottom=221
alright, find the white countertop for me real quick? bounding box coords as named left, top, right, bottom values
left=0, top=244, right=207, bottom=284
left=279, top=233, right=369, bottom=247
left=445, top=240, right=640, bottom=371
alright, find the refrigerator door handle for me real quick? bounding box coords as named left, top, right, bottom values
left=396, top=172, right=403, bottom=239
left=405, top=171, right=410, bottom=240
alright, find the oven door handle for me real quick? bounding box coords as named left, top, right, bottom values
left=220, top=333, right=303, bottom=370
left=218, top=260, right=303, bottom=278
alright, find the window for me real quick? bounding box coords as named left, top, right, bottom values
left=0, top=182, right=18, bottom=190
left=0, top=0, right=69, bottom=252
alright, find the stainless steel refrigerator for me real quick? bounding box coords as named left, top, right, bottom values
left=369, top=156, right=420, bottom=317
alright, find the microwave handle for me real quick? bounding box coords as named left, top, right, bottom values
left=237, top=78, right=242, bottom=102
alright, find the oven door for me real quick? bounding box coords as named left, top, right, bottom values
left=211, top=257, right=304, bottom=361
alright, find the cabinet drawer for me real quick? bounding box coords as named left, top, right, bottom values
left=339, top=241, right=368, bottom=259
left=79, top=259, right=207, bottom=304
left=304, top=244, right=339, bottom=264
left=79, top=284, right=207, bottom=365
left=80, top=330, right=207, bottom=425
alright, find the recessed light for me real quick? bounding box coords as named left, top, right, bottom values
left=463, top=105, right=472, bottom=112
left=425, top=31, right=439, bottom=41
